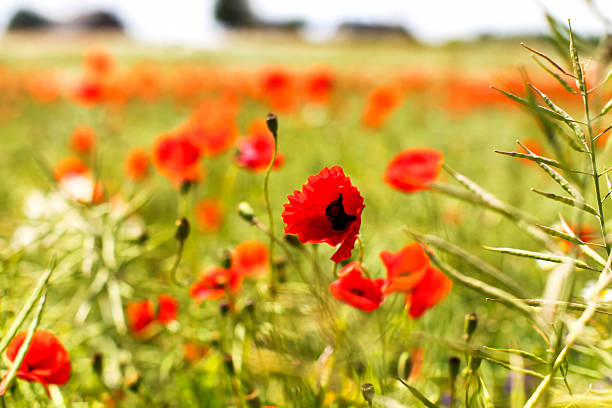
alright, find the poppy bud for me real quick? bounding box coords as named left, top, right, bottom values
left=180, top=180, right=193, bottom=195
left=449, top=357, right=460, bottom=379
left=284, top=234, right=302, bottom=247
left=219, top=300, right=231, bottom=316
left=361, top=383, right=375, bottom=406
left=92, top=353, right=103, bottom=376
left=464, top=313, right=478, bottom=341
left=469, top=357, right=482, bottom=371
left=223, top=353, right=235, bottom=374
left=175, top=217, right=190, bottom=242
left=266, top=113, right=278, bottom=137
left=397, top=351, right=412, bottom=380
left=124, top=371, right=142, bottom=392
left=243, top=299, right=255, bottom=315
left=238, top=201, right=255, bottom=223
left=221, top=249, right=232, bottom=269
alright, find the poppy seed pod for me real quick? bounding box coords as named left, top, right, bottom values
left=92, top=353, right=103, bottom=376
left=175, top=217, right=190, bottom=242
left=361, top=383, right=375, bottom=406
left=266, top=113, right=278, bottom=137
left=449, top=357, right=461, bottom=379
left=464, top=313, right=478, bottom=341
left=238, top=201, right=255, bottom=223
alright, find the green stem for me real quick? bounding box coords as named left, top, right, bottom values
left=263, top=129, right=279, bottom=294
left=584, top=86, right=610, bottom=254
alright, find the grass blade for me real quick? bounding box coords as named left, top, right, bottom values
left=0, top=259, right=55, bottom=354
left=0, top=290, right=48, bottom=395
left=396, top=377, right=441, bottom=408
left=531, top=189, right=598, bottom=217
left=482, top=246, right=596, bottom=271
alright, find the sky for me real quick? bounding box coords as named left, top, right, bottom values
left=0, top=0, right=611, bottom=46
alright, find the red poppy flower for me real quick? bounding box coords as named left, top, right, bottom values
left=126, top=300, right=155, bottom=334
left=1, top=330, right=70, bottom=395
left=304, top=67, right=335, bottom=104
left=183, top=342, right=209, bottom=363
left=74, top=79, right=104, bottom=106
left=282, top=166, right=365, bottom=263
left=232, top=240, right=269, bottom=278
left=84, top=47, right=114, bottom=77
left=124, top=147, right=150, bottom=181
left=194, top=198, right=224, bottom=232
left=362, top=85, right=401, bottom=129
left=157, top=294, right=179, bottom=324
left=405, top=265, right=452, bottom=319
left=185, top=97, right=239, bottom=156
left=329, top=262, right=385, bottom=311
left=236, top=121, right=284, bottom=172
left=152, top=132, right=202, bottom=184
left=379, top=243, right=430, bottom=294
left=53, top=157, right=88, bottom=181
left=189, top=266, right=243, bottom=304
left=384, top=148, right=444, bottom=193
left=69, top=125, right=96, bottom=154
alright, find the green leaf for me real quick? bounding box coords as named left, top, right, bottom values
left=0, top=259, right=55, bottom=354
left=482, top=246, right=596, bottom=271
left=494, top=150, right=566, bottom=169
left=531, top=188, right=598, bottom=217
left=534, top=224, right=586, bottom=245
left=528, top=83, right=587, bottom=148
left=396, top=377, right=441, bottom=408
left=490, top=87, right=567, bottom=121
left=406, top=229, right=526, bottom=298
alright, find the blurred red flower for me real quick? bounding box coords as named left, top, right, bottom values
left=282, top=166, right=364, bottom=263
left=379, top=243, right=430, bottom=294
left=194, top=198, right=224, bottom=232
left=236, top=120, right=284, bottom=172
left=189, top=266, right=243, bottom=304
left=53, top=157, right=104, bottom=204
left=329, top=262, right=385, bottom=311
left=184, top=96, right=240, bottom=156
left=157, top=294, right=179, bottom=324
left=124, top=147, right=150, bottom=181
left=152, top=132, right=202, bottom=184
left=1, top=330, right=70, bottom=396
left=362, top=85, right=402, bottom=129
left=405, top=265, right=452, bottom=318
left=232, top=240, right=269, bottom=278
left=304, top=67, right=335, bottom=104
left=69, top=125, right=96, bottom=154
left=384, top=148, right=443, bottom=193
left=84, top=46, right=115, bottom=77
left=183, top=342, right=209, bottom=363
left=126, top=300, right=155, bottom=334
left=53, top=157, right=88, bottom=181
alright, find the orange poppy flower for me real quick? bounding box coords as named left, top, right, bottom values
left=303, top=67, right=335, bottom=104
left=124, top=147, right=150, bottom=181
left=405, top=265, right=452, bottom=319
left=384, top=148, right=444, bottom=193
left=157, top=294, right=179, bottom=324
left=69, top=125, right=96, bottom=154
left=53, top=157, right=88, bottom=181
left=83, top=46, right=115, bottom=78
left=379, top=243, right=430, bottom=294
left=362, top=85, right=402, bottom=129
left=194, top=198, right=224, bottom=232
left=126, top=300, right=155, bottom=335
left=232, top=240, right=269, bottom=278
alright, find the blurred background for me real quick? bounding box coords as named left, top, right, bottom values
left=0, top=0, right=611, bottom=48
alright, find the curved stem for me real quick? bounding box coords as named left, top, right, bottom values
left=263, top=129, right=279, bottom=293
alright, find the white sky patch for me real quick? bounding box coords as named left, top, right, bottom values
left=0, top=0, right=610, bottom=46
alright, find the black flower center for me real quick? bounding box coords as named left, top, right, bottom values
left=349, top=288, right=364, bottom=297
left=325, top=193, right=356, bottom=231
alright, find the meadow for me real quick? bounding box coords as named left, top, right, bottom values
left=0, top=27, right=611, bottom=407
